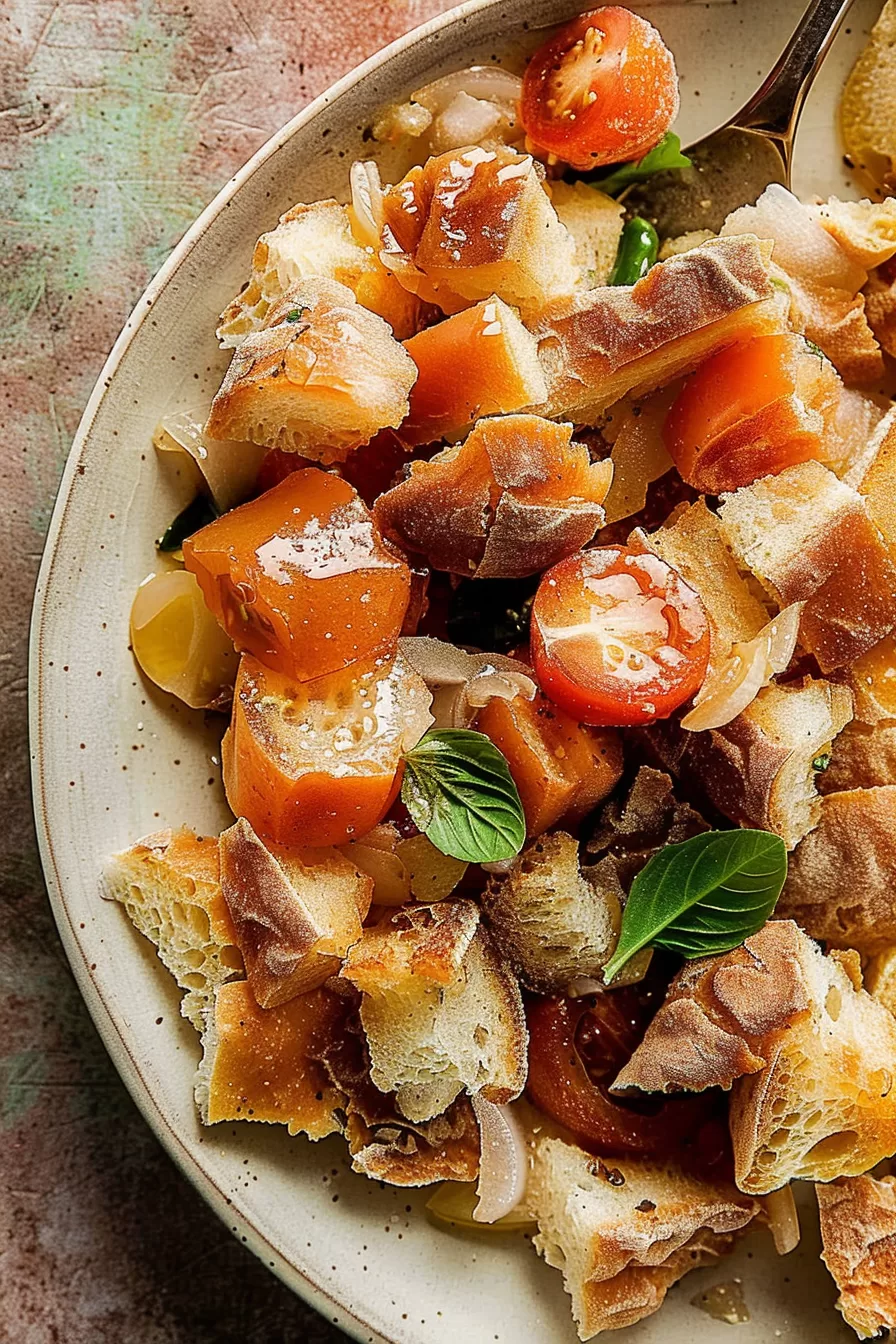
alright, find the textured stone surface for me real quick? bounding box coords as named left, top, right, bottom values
left=0, top=2, right=452, bottom=1339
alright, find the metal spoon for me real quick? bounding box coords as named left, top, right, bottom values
left=626, top=0, right=855, bottom=238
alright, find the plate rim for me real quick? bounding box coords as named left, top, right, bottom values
left=26, top=2, right=519, bottom=1339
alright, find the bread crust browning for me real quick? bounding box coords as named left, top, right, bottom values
left=613, top=921, right=812, bottom=1095
left=817, top=1174, right=896, bottom=1339
left=528, top=1138, right=761, bottom=1339
left=778, top=786, right=896, bottom=953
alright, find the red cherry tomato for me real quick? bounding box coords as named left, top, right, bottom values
left=663, top=333, right=843, bottom=494
left=531, top=546, right=710, bottom=727
left=521, top=7, right=679, bottom=171
left=526, top=991, right=711, bottom=1157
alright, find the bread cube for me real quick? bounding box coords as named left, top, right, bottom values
left=719, top=460, right=896, bottom=672
left=217, top=198, right=424, bottom=346
left=206, top=277, right=417, bottom=463
left=529, top=235, right=781, bottom=426
left=340, top=900, right=527, bottom=1122
left=548, top=181, right=624, bottom=287
left=101, top=828, right=243, bottom=1030
left=817, top=1175, right=896, bottom=1340
left=528, top=1138, right=760, bottom=1340
left=778, top=786, right=896, bottom=953
left=194, top=980, right=346, bottom=1138
left=218, top=817, right=373, bottom=1007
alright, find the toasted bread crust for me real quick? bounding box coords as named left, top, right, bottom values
left=778, top=786, right=896, bottom=953
left=614, top=921, right=812, bottom=1095
left=817, top=1174, right=896, bottom=1339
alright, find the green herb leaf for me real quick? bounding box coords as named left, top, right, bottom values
left=592, top=132, right=692, bottom=197
left=157, top=494, right=219, bottom=552
left=608, top=216, right=659, bottom=286
left=285, top=307, right=306, bottom=323
left=602, top=829, right=787, bottom=983
left=401, top=729, right=525, bottom=864
left=812, top=753, right=831, bottom=772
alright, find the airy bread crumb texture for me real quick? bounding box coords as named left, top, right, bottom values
left=527, top=1138, right=761, bottom=1340
left=206, top=276, right=417, bottom=463
left=817, top=1174, right=896, bottom=1340
left=778, top=786, right=896, bottom=953
left=481, top=831, right=618, bottom=992
left=613, top=920, right=812, bottom=1096
left=548, top=181, right=624, bottom=287
left=728, top=925, right=896, bottom=1193
left=101, top=828, right=243, bottom=1030
left=841, top=0, right=896, bottom=193
left=340, top=900, right=527, bottom=1122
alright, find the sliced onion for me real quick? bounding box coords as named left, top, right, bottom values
left=349, top=160, right=385, bottom=251
left=681, top=604, right=803, bottom=733
left=763, top=1184, right=801, bottom=1255
left=395, top=833, right=467, bottom=900
left=428, top=93, right=505, bottom=156
left=470, top=1094, right=528, bottom=1224
left=399, top=636, right=536, bottom=728
left=130, top=569, right=237, bottom=709
left=341, top=823, right=411, bottom=906
left=372, top=100, right=433, bottom=144
left=153, top=411, right=265, bottom=513
left=601, top=388, right=678, bottom=526
left=411, top=68, right=523, bottom=118
left=425, top=1180, right=535, bottom=1231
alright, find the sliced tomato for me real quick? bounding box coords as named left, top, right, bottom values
left=531, top=546, right=710, bottom=726
left=526, top=991, right=715, bottom=1158
left=183, top=468, right=410, bottom=682
left=521, top=7, right=679, bottom=171
left=223, top=651, right=433, bottom=848
left=663, top=333, right=842, bottom=494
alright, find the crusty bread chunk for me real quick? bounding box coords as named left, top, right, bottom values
left=481, top=832, right=618, bottom=992
left=548, top=181, right=624, bottom=287
left=778, top=787, right=896, bottom=954
left=585, top=765, right=709, bottom=888
left=722, top=184, right=883, bottom=383
left=864, top=261, right=896, bottom=358
left=195, top=980, right=345, bottom=1138
left=528, top=235, right=781, bottom=426
left=817, top=1174, right=896, bottom=1340
left=528, top=1138, right=761, bottom=1340
left=206, top=277, right=417, bottom=463
left=101, top=828, right=243, bottom=1030
left=865, top=946, right=896, bottom=1018
left=340, top=901, right=527, bottom=1123
left=613, top=921, right=812, bottom=1096
left=218, top=817, right=372, bottom=1008
left=719, top=461, right=896, bottom=672
left=379, top=145, right=578, bottom=319
left=841, top=0, right=896, bottom=194
left=216, top=199, right=423, bottom=346
left=728, top=929, right=896, bottom=1193
left=647, top=677, right=852, bottom=850
left=810, top=197, right=896, bottom=270
left=313, top=1006, right=480, bottom=1186
left=860, top=405, right=896, bottom=547
left=637, top=499, right=769, bottom=667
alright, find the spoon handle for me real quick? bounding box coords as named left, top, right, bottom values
left=733, top=0, right=855, bottom=140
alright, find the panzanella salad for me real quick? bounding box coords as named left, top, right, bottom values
left=107, top=6, right=896, bottom=1339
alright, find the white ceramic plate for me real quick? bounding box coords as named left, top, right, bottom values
left=30, top=1, right=883, bottom=1339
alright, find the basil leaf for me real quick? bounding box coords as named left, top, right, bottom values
left=401, top=729, right=525, bottom=864
left=157, top=494, right=219, bottom=552
left=602, top=829, right=787, bottom=982
left=592, top=132, right=692, bottom=197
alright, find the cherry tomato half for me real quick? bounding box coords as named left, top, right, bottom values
left=521, top=7, right=679, bottom=171
left=663, top=333, right=842, bottom=494
left=525, top=991, right=713, bottom=1158
left=531, top=546, right=710, bottom=726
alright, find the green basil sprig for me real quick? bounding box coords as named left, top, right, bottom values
left=602, top=829, right=787, bottom=983
left=592, top=132, right=692, bottom=197
left=401, top=729, right=525, bottom=864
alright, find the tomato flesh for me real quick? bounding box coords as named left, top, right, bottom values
left=223, top=652, right=433, bottom=848
left=531, top=546, right=710, bottom=726
left=664, top=333, right=842, bottom=494
left=183, top=468, right=410, bottom=682
left=525, top=991, right=712, bottom=1157
left=521, top=7, right=679, bottom=171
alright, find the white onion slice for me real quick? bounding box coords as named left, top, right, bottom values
left=349, top=160, right=385, bottom=250
left=471, top=1094, right=528, bottom=1224
left=153, top=411, right=265, bottom=512
left=399, top=636, right=536, bottom=728
left=681, top=604, right=803, bottom=733
left=341, top=823, right=411, bottom=906
left=411, top=67, right=523, bottom=118
left=763, top=1184, right=801, bottom=1255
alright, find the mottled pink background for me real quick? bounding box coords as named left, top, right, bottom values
left=1, top=2, right=454, bottom=1339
